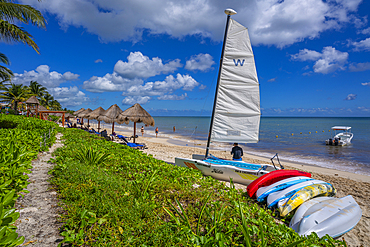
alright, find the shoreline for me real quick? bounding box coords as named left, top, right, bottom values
left=113, top=126, right=370, bottom=183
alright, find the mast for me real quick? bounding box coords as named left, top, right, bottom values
left=205, top=9, right=237, bottom=158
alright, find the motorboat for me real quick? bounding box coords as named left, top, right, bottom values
left=325, top=126, right=353, bottom=146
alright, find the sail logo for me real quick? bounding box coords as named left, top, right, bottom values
left=233, top=59, right=245, bottom=66
left=184, top=162, right=199, bottom=170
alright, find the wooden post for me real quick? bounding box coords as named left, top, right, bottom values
left=62, top=113, right=65, bottom=127
left=98, top=121, right=101, bottom=132
left=134, top=122, right=136, bottom=143
left=112, top=122, right=115, bottom=134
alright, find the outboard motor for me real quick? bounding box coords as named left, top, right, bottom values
left=328, top=138, right=333, bottom=145
left=334, top=138, right=339, bottom=146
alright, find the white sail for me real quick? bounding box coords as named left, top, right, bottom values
left=210, top=18, right=261, bottom=143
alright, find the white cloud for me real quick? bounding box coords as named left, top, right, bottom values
left=292, top=46, right=348, bottom=74
left=199, top=84, right=206, bottom=90
left=122, top=96, right=151, bottom=105
left=351, top=37, right=370, bottom=51
left=361, top=27, right=370, bottom=35
left=95, top=59, right=103, bottom=63
left=83, top=73, right=143, bottom=93
left=361, top=82, right=370, bottom=86
left=291, top=49, right=322, bottom=61
left=12, top=65, right=80, bottom=87
left=349, top=62, right=370, bottom=72
left=114, top=52, right=182, bottom=79
left=267, top=77, right=277, bottom=82
left=21, top=0, right=363, bottom=47
left=185, top=54, right=214, bottom=71
left=48, top=86, right=89, bottom=107
left=158, top=93, right=187, bottom=100
left=344, top=94, right=357, bottom=100
left=123, top=74, right=199, bottom=97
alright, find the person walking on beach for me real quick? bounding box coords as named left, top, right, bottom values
left=231, top=143, right=243, bottom=161
left=141, top=126, right=144, bottom=136
left=155, top=127, right=159, bottom=137
left=173, top=126, right=176, bottom=132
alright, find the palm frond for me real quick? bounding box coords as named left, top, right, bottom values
left=0, top=2, right=46, bottom=28
left=0, top=20, right=39, bottom=53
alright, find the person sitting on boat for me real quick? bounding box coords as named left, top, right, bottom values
left=231, top=143, right=243, bottom=161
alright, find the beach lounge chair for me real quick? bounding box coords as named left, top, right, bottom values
left=117, top=135, right=146, bottom=149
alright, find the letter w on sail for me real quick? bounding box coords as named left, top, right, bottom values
left=233, top=59, right=245, bottom=66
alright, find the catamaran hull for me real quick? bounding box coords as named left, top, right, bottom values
left=175, top=157, right=277, bottom=185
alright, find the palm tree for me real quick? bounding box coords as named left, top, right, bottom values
left=40, top=92, right=54, bottom=109
left=0, top=1, right=46, bottom=84
left=0, top=53, right=13, bottom=81
left=50, top=99, right=62, bottom=110
left=0, top=0, right=46, bottom=54
left=28, top=80, right=47, bottom=99
left=0, top=83, right=29, bottom=112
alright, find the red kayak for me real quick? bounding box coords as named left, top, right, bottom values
left=246, top=170, right=311, bottom=198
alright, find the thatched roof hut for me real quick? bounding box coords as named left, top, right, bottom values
left=25, top=96, right=40, bottom=104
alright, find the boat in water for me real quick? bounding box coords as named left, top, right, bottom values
left=325, top=126, right=353, bottom=146
left=175, top=9, right=281, bottom=185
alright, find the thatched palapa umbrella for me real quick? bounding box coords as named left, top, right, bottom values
left=118, top=103, right=155, bottom=143
left=73, top=108, right=85, bottom=124
left=98, top=104, right=127, bottom=134
left=73, top=108, right=85, bottom=116
left=84, top=107, right=105, bottom=132
left=77, top=108, right=92, bottom=127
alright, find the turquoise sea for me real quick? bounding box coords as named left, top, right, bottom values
left=108, top=117, right=370, bottom=176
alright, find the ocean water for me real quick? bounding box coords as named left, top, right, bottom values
left=97, top=117, right=370, bottom=176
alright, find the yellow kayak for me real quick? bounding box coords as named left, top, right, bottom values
left=278, top=183, right=336, bottom=217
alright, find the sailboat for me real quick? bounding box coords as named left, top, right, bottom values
left=175, top=9, right=281, bottom=185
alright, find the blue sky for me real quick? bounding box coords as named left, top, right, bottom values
left=3, top=0, right=370, bottom=116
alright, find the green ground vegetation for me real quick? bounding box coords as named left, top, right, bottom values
left=50, top=127, right=348, bottom=246
left=0, top=115, right=58, bottom=246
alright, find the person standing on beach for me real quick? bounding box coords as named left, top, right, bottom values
left=141, top=126, right=144, bottom=136
left=231, top=143, right=243, bottom=161
left=173, top=126, right=176, bottom=132
left=155, top=127, right=159, bottom=138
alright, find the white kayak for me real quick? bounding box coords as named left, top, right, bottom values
left=256, top=176, right=313, bottom=202
left=267, top=179, right=326, bottom=208
left=175, top=157, right=279, bottom=185
left=290, top=195, right=362, bottom=238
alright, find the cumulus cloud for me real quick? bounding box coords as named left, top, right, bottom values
left=83, top=52, right=196, bottom=97
left=122, top=74, right=199, bottom=96
left=12, top=65, right=79, bottom=87
left=361, top=27, right=370, bottom=35
left=349, top=62, right=370, bottom=72
left=21, top=0, right=363, bottom=47
left=362, top=82, right=370, bottom=86
left=11, top=65, right=89, bottom=107
left=158, top=93, right=187, bottom=100
left=83, top=73, right=143, bottom=93
left=122, top=96, right=151, bottom=105
left=351, top=37, right=370, bottom=51
left=344, top=94, right=357, bottom=100
left=185, top=54, right=214, bottom=71
left=114, top=52, right=182, bottom=79
left=48, top=86, right=89, bottom=107
left=292, top=46, right=348, bottom=74
left=95, top=59, right=103, bottom=63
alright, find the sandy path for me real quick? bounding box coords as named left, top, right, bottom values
left=15, top=133, right=64, bottom=247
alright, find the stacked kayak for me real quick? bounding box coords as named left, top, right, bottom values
left=247, top=171, right=362, bottom=238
